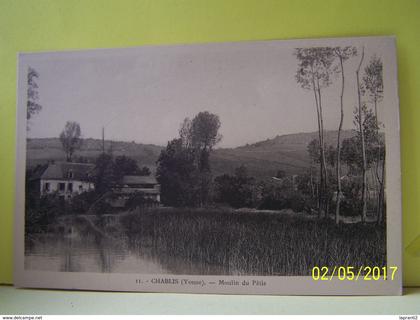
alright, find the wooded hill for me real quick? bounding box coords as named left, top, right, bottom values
left=27, top=130, right=356, bottom=180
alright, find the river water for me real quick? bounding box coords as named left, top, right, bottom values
left=24, top=227, right=229, bottom=275
left=25, top=231, right=171, bottom=273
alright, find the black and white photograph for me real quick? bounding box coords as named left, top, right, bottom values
left=14, top=36, right=402, bottom=295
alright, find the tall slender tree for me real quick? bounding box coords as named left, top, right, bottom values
left=157, top=111, right=222, bottom=207
left=59, top=121, right=83, bottom=162
left=355, top=47, right=368, bottom=222
left=189, top=111, right=222, bottom=205
left=295, top=47, right=335, bottom=217
left=333, top=47, right=357, bottom=224
left=363, top=56, right=384, bottom=223
left=27, top=67, right=42, bottom=129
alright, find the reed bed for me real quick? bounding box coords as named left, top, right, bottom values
left=120, top=207, right=386, bottom=276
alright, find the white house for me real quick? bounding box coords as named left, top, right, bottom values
left=38, top=162, right=95, bottom=199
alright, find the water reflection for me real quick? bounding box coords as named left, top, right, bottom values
left=25, top=228, right=168, bottom=274
left=25, top=225, right=230, bottom=274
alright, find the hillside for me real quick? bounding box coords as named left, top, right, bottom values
left=27, top=138, right=163, bottom=170
left=27, top=130, right=357, bottom=179
left=212, top=130, right=356, bottom=178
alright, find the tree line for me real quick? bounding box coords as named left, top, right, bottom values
left=155, top=111, right=316, bottom=213
left=295, top=46, right=384, bottom=224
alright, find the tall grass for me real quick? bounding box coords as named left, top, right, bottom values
left=120, top=207, right=386, bottom=276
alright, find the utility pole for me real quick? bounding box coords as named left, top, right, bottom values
left=102, top=126, right=105, bottom=154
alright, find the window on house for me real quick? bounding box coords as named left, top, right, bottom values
left=68, top=170, right=74, bottom=179
left=44, top=182, right=50, bottom=191
left=59, top=183, right=65, bottom=191
left=68, top=183, right=73, bottom=192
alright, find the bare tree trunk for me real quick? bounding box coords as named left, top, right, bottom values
left=378, top=160, right=385, bottom=223
left=373, top=97, right=380, bottom=218
left=312, top=75, right=324, bottom=219
left=373, top=97, right=385, bottom=223
left=335, top=55, right=345, bottom=225
left=317, top=82, right=328, bottom=218
left=356, top=47, right=367, bottom=223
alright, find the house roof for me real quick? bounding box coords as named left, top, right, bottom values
left=121, top=175, right=158, bottom=185
left=40, top=162, right=95, bottom=181
left=28, top=164, right=49, bottom=181
left=117, top=188, right=160, bottom=195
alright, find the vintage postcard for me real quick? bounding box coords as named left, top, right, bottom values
left=14, top=36, right=402, bottom=295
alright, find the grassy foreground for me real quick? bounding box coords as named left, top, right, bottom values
left=120, top=207, right=386, bottom=276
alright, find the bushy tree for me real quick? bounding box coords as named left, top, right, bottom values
left=113, top=155, right=140, bottom=180
left=59, top=121, right=83, bottom=162
left=342, top=105, right=383, bottom=173
left=214, top=165, right=256, bottom=208
left=157, top=111, right=222, bottom=207
left=156, top=138, right=199, bottom=206
left=186, top=111, right=222, bottom=205
left=259, top=178, right=309, bottom=213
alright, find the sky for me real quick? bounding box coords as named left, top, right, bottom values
left=23, top=40, right=383, bottom=148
